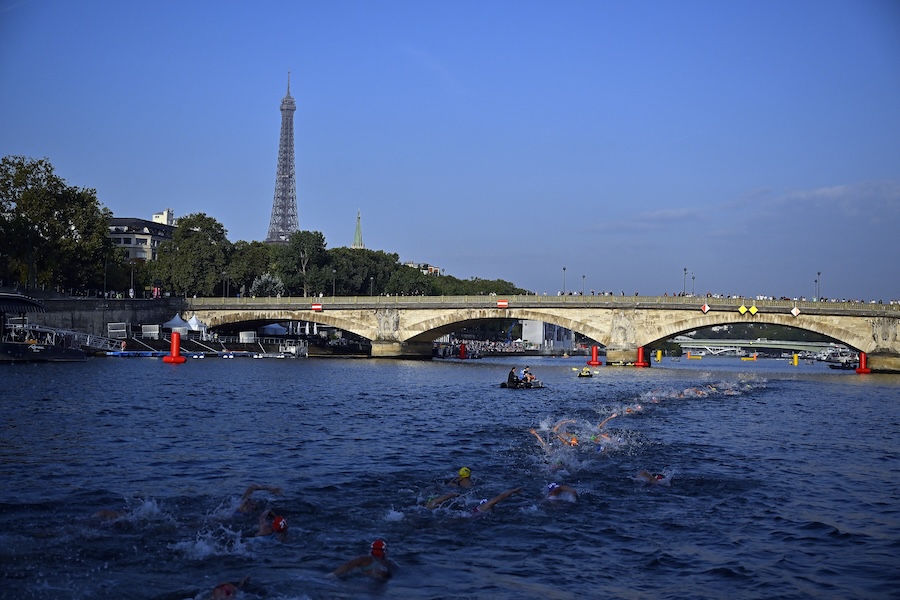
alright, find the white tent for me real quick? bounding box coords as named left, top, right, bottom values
left=259, top=323, right=288, bottom=335
left=163, top=313, right=190, bottom=329
left=187, top=315, right=208, bottom=332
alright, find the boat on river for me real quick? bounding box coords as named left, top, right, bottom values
left=1, top=321, right=87, bottom=362
left=500, top=380, right=544, bottom=389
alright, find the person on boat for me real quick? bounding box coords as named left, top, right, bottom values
left=254, top=509, right=288, bottom=538
left=507, top=367, right=520, bottom=386
left=236, top=483, right=283, bottom=514
left=449, top=466, right=473, bottom=488
left=472, top=487, right=523, bottom=514
left=579, top=367, right=592, bottom=377
left=545, top=482, right=578, bottom=501
left=330, top=538, right=395, bottom=580
left=522, top=366, right=536, bottom=383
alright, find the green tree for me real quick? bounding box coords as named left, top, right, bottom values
left=249, top=272, right=285, bottom=297
left=384, top=264, right=437, bottom=296
left=327, top=247, right=402, bottom=295
left=273, top=231, right=327, bottom=297
left=0, top=155, right=116, bottom=291
left=229, top=240, right=273, bottom=296
left=153, top=212, right=231, bottom=297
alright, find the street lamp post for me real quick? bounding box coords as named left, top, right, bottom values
left=130, top=262, right=135, bottom=299
left=332, top=269, right=336, bottom=299
left=582, top=274, right=585, bottom=296
left=692, top=273, right=695, bottom=296
left=370, top=276, right=374, bottom=296
left=817, top=271, right=821, bottom=301
left=683, top=267, right=687, bottom=296
left=563, top=267, right=566, bottom=294
left=814, top=278, right=818, bottom=302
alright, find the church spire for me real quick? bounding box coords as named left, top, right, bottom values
left=352, top=209, right=365, bottom=249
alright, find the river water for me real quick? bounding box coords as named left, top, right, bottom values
left=1, top=355, right=898, bottom=600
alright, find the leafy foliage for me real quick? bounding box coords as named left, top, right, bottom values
left=250, top=272, right=285, bottom=297
left=0, top=156, right=116, bottom=290
left=153, top=212, right=231, bottom=297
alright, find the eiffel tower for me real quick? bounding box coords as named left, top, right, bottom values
left=265, top=73, right=299, bottom=243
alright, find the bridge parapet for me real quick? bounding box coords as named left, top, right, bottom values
left=185, top=295, right=900, bottom=317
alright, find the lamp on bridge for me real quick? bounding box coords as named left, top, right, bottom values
left=332, top=269, right=336, bottom=299
left=683, top=267, right=687, bottom=296
left=370, top=276, right=374, bottom=296
left=582, top=274, right=585, bottom=296
left=692, top=273, right=695, bottom=296
left=563, top=267, right=566, bottom=295
left=817, top=271, right=821, bottom=301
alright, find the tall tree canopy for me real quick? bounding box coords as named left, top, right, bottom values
left=0, top=156, right=115, bottom=290
left=229, top=240, right=273, bottom=296
left=273, top=231, right=327, bottom=297
left=328, top=247, right=401, bottom=296
left=153, top=212, right=231, bottom=297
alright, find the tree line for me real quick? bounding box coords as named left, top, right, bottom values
left=1, top=156, right=528, bottom=298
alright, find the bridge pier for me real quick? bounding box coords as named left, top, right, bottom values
left=866, top=353, right=900, bottom=374
left=370, top=341, right=434, bottom=360
left=604, top=347, right=650, bottom=367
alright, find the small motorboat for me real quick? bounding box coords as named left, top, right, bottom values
left=500, top=380, right=544, bottom=389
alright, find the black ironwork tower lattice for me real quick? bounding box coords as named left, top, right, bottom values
left=266, top=73, right=299, bottom=243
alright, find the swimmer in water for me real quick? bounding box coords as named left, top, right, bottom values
left=426, top=492, right=460, bottom=509
left=545, top=482, right=578, bottom=501
left=254, top=509, right=288, bottom=537
left=237, top=483, right=283, bottom=514
left=472, top=487, right=523, bottom=514
left=449, top=466, right=473, bottom=488
left=331, top=538, right=396, bottom=580
left=634, top=470, right=667, bottom=484
left=210, top=576, right=249, bottom=599
left=530, top=419, right=579, bottom=451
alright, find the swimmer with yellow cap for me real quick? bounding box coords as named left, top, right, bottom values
left=450, top=466, right=473, bottom=488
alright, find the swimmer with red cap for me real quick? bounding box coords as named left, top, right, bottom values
left=254, top=509, right=288, bottom=537
left=210, top=576, right=249, bottom=599
left=634, top=470, right=668, bottom=485
left=330, top=538, right=396, bottom=580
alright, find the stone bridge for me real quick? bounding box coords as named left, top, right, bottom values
left=183, top=295, right=900, bottom=373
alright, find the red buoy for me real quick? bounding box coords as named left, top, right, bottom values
left=163, top=331, right=186, bottom=364
left=856, top=351, right=871, bottom=374
left=587, top=345, right=602, bottom=366
left=635, top=346, right=649, bottom=368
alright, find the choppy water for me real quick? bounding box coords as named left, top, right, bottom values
left=1, top=355, right=898, bottom=600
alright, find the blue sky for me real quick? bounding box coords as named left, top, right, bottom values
left=2, top=0, right=899, bottom=301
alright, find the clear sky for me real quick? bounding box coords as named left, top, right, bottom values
left=2, top=0, right=899, bottom=301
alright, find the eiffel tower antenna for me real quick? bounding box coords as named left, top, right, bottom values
left=352, top=209, right=365, bottom=249
left=266, top=72, right=299, bottom=243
